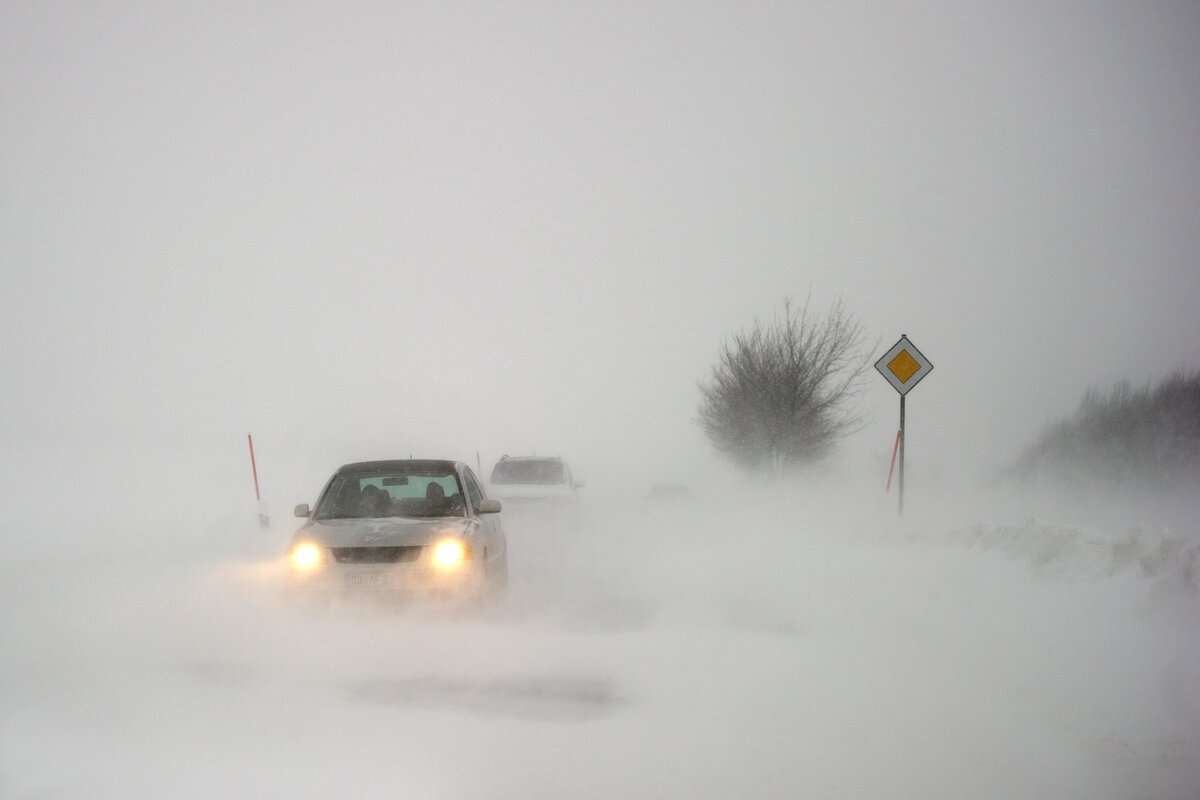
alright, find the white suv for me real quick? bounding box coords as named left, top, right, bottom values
left=487, top=455, right=583, bottom=507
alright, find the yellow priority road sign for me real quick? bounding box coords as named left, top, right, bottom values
left=875, top=335, right=933, bottom=396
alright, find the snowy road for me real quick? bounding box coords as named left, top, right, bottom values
left=3, top=505, right=1198, bottom=799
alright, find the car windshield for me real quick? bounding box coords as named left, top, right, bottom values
left=490, top=459, right=565, bottom=485
left=314, top=468, right=466, bottom=519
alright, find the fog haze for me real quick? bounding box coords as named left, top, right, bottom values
left=3, top=3, right=1199, bottom=797
left=5, top=2, right=1199, bottom=486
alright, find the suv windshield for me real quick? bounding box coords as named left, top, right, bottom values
left=490, top=459, right=565, bottom=485
left=315, top=468, right=466, bottom=520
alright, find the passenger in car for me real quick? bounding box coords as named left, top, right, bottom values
left=361, top=484, right=391, bottom=516
left=423, top=482, right=446, bottom=514
left=424, top=482, right=466, bottom=516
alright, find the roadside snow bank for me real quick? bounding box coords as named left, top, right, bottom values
left=920, top=521, right=1200, bottom=590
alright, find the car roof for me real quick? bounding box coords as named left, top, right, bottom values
left=337, top=459, right=461, bottom=474
left=498, top=455, right=563, bottom=462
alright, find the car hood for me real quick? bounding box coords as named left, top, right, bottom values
left=295, top=517, right=471, bottom=548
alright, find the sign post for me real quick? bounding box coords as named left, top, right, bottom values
left=899, top=393, right=906, bottom=515
left=875, top=335, right=933, bottom=516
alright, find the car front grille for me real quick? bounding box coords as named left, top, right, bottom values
left=330, top=546, right=424, bottom=564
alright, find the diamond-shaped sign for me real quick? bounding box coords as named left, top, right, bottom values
left=875, top=335, right=933, bottom=395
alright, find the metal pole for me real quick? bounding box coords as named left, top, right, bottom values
left=898, top=394, right=906, bottom=517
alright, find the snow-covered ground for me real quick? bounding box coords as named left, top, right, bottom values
left=3, top=496, right=1198, bottom=799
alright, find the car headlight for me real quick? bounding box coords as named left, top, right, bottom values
left=430, top=538, right=467, bottom=571
left=289, top=541, right=324, bottom=572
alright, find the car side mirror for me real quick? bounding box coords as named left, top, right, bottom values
left=293, top=503, right=311, bottom=518
left=478, top=499, right=502, bottom=514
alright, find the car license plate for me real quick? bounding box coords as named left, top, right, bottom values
left=345, top=572, right=388, bottom=589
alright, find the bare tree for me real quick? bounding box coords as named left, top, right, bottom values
left=1010, top=370, right=1200, bottom=488
left=698, top=299, right=871, bottom=473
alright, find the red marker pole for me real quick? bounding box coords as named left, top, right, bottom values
left=885, top=429, right=902, bottom=493
left=248, top=433, right=270, bottom=528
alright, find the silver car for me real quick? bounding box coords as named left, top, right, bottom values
left=287, top=459, right=507, bottom=604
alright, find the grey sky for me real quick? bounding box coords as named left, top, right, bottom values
left=3, top=1, right=1198, bottom=495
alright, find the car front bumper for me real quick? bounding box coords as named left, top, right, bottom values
left=285, top=560, right=485, bottom=605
